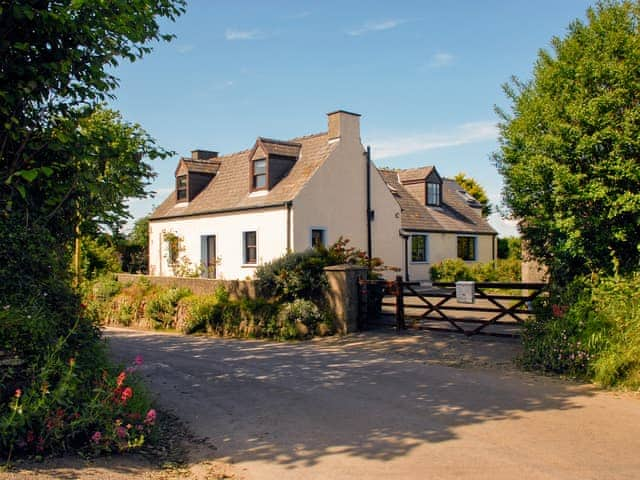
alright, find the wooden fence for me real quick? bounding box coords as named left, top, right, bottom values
left=359, top=276, right=547, bottom=337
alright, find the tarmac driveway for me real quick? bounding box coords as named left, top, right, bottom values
left=106, top=328, right=640, bottom=480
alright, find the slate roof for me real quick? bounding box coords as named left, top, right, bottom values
left=379, top=169, right=497, bottom=235
left=151, top=132, right=334, bottom=220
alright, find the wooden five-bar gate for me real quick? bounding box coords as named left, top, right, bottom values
left=359, top=276, right=547, bottom=337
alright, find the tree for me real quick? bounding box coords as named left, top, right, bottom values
left=494, top=0, right=640, bottom=283
left=454, top=172, right=492, bottom=217
left=0, top=0, right=185, bottom=226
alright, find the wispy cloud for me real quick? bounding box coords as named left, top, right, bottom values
left=347, top=19, right=404, bottom=36
left=370, top=121, right=498, bottom=159
left=225, top=29, right=262, bottom=41
left=175, top=44, right=195, bottom=54
left=429, top=52, right=454, bottom=68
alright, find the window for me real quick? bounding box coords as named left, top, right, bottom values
left=176, top=175, right=187, bottom=201
left=253, top=159, right=267, bottom=190
left=457, top=236, right=476, bottom=261
left=311, top=229, right=326, bottom=248
left=411, top=235, right=428, bottom=263
left=243, top=231, right=257, bottom=264
left=426, top=182, right=441, bottom=206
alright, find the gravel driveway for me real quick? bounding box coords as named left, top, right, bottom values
left=106, top=327, right=640, bottom=480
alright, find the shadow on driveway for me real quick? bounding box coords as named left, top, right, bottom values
left=103, top=327, right=617, bottom=479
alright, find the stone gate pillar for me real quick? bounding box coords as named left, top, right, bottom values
left=323, top=264, right=368, bottom=334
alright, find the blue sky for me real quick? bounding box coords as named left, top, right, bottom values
left=110, top=0, right=594, bottom=236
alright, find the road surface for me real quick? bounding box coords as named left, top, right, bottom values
left=106, top=328, right=640, bottom=480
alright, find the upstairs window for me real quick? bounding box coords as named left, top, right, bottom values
left=457, top=236, right=476, bottom=261
left=176, top=175, right=187, bottom=201
left=253, top=159, right=267, bottom=190
left=243, top=231, right=257, bottom=264
left=426, top=182, right=441, bottom=206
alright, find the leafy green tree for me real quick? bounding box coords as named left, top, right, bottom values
left=0, top=0, right=185, bottom=226
left=494, top=0, right=640, bottom=283
left=120, top=216, right=151, bottom=274
left=454, top=172, right=492, bottom=217
left=497, top=236, right=522, bottom=260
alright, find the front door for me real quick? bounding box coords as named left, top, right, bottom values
left=205, top=235, right=216, bottom=279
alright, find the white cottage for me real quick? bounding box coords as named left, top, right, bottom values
left=148, top=110, right=496, bottom=281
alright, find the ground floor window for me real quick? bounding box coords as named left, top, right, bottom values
left=457, top=236, right=476, bottom=261
left=411, top=234, right=428, bottom=263
left=243, top=231, right=257, bottom=264
left=311, top=228, right=326, bottom=248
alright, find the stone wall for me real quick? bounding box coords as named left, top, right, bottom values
left=116, top=273, right=256, bottom=299
left=118, top=265, right=366, bottom=334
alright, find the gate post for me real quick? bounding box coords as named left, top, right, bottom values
left=395, top=275, right=405, bottom=330
left=323, top=265, right=368, bottom=334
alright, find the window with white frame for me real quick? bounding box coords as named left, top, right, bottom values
left=457, top=236, right=476, bottom=261
left=411, top=234, right=428, bottom=263
left=311, top=228, right=326, bottom=248
left=426, top=182, right=441, bottom=206
left=243, top=231, right=257, bottom=264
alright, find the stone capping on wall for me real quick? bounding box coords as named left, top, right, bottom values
left=116, top=273, right=257, bottom=299
left=117, top=264, right=367, bottom=334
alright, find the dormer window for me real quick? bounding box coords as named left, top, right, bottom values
left=426, top=182, right=441, bottom=206
left=176, top=175, right=187, bottom=201
left=252, top=158, right=267, bottom=190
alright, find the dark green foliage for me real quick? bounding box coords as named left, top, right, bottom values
left=256, top=250, right=328, bottom=302
left=497, top=237, right=522, bottom=260
left=81, top=236, right=122, bottom=280
left=145, top=287, right=191, bottom=329
left=0, top=0, right=185, bottom=458
left=494, top=0, right=640, bottom=283
left=120, top=216, right=151, bottom=273
left=430, top=258, right=521, bottom=283
left=317, top=236, right=394, bottom=279
left=522, top=274, right=640, bottom=388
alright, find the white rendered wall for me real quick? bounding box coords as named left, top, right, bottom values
left=292, top=134, right=403, bottom=279
left=406, top=233, right=496, bottom=281
left=148, top=207, right=289, bottom=280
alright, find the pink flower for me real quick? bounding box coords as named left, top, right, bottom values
left=91, top=431, right=102, bottom=443
left=116, top=426, right=127, bottom=439
left=552, top=304, right=568, bottom=318
left=14, top=388, right=22, bottom=398
left=144, top=409, right=157, bottom=425
left=116, top=371, right=126, bottom=388
left=134, top=355, right=143, bottom=366
left=121, top=387, right=133, bottom=403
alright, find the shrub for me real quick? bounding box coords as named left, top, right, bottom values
left=1, top=342, right=157, bottom=458
left=273, top=299, right=325, bottom=340
left=319, top=236, right=397, bottom=279
left=144, top=287, right=191, bottom=329
left=256, top=250, right=328, bottom=302
left=175, top=295, right=217, bottom=334
left=103, top=281, right=154, bottom=328
left=521, top=274, right=640, bottom=388
left=430, top=258, right=521, bottom=283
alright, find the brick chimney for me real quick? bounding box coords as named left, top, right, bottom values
left=327, top=110, right=361, bottom=141
left=191, top=149, right=218, bottom=160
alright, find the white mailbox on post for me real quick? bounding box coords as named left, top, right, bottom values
left=456, top=281, right=475, bottom=304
